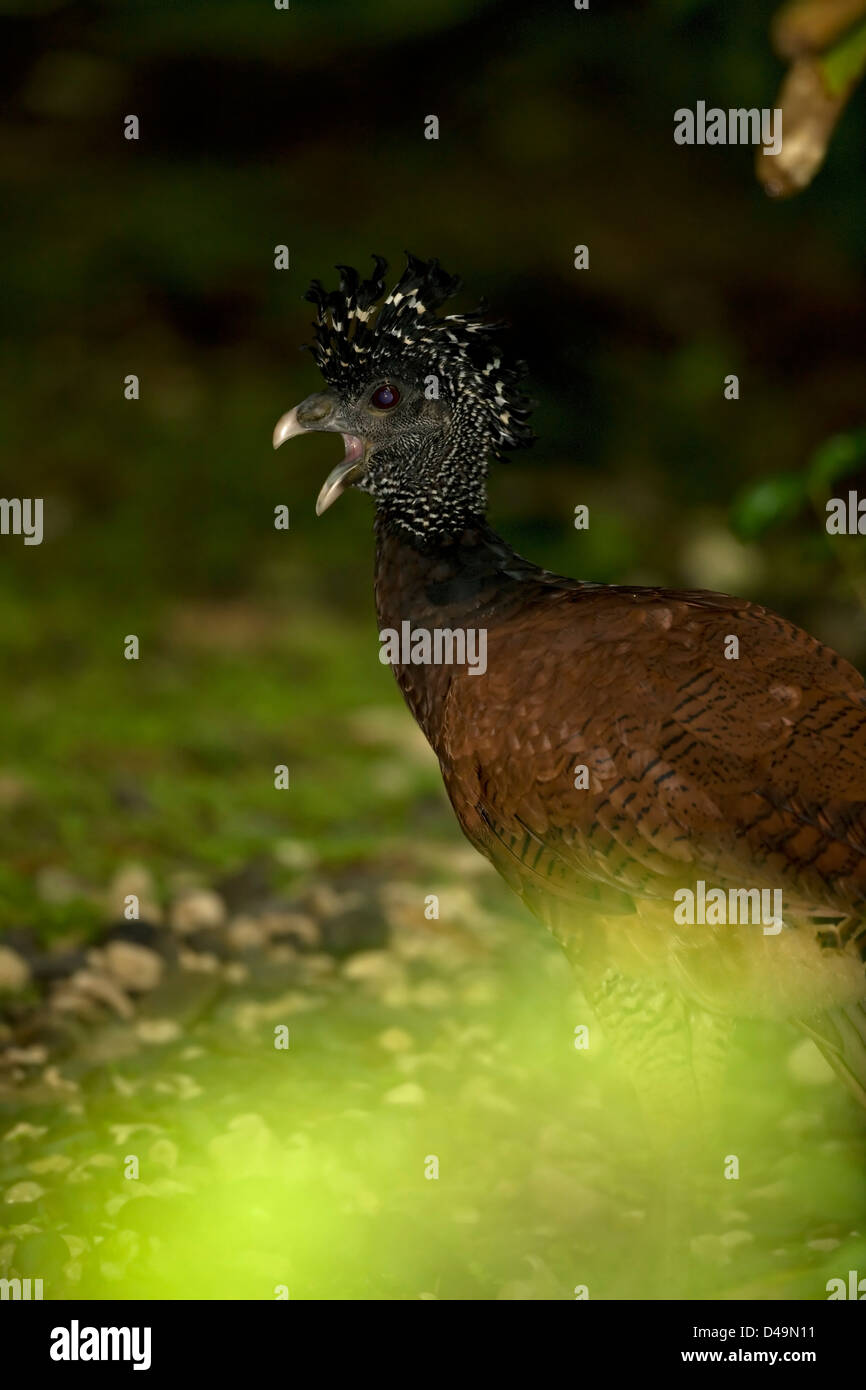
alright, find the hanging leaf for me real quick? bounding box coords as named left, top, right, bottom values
left=758, top=10, right=866, bottom=196
left=772, top=0, right=866, bottom=57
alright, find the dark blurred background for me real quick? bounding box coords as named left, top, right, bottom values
left=2, top=0, right=865, bottom=934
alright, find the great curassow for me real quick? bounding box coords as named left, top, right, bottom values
left=273, top=255, right=866, bottom=1149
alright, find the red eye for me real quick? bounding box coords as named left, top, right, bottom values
left=371, top=383, right=400, bottom=410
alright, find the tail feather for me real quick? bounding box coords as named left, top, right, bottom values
left=797, top=1001, right=866, bottom=1109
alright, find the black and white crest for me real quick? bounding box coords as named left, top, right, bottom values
left=303, top=253, right=534, bottom=455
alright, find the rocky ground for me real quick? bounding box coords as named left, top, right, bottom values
left=1, top=854, right=865, bottom=1301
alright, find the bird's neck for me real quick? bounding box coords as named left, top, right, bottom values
left=373, top=513, right=537, bottom=747
left=366, top=425, right=490, bottom=547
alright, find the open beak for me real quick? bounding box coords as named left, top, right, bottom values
left=272, top=392, right=368, bottom=516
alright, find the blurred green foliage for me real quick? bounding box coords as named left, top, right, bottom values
left=733, top=428, right=866, bottom=537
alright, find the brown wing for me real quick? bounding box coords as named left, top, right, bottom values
left=439, top=583, right=866, bottom=922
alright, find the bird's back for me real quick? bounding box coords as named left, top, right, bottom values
left=376, top=521, right=866, bottom=1031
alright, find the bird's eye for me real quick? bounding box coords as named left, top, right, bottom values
left=370, top=383, right=400, bottom=410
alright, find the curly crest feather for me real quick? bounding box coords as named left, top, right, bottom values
left=303, top=253, right=534, bottom=456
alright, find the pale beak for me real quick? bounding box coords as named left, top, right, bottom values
left=314, top=448, right=366, bottom=516
left=272, top=405, right=306, bottom=449
left=272, top=392, right=367, bottom=516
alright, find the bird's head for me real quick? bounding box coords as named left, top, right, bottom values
left=273, top=254, right=533, bottom=544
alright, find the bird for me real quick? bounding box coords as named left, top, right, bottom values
left=273, top=253, right=866, bottom=1143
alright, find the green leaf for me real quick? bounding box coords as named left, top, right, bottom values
left=730, top=473, right=807, bottom=540
left=807, top=428, right=866, bottom=493
left=822, top=15, right=866, bottom=95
